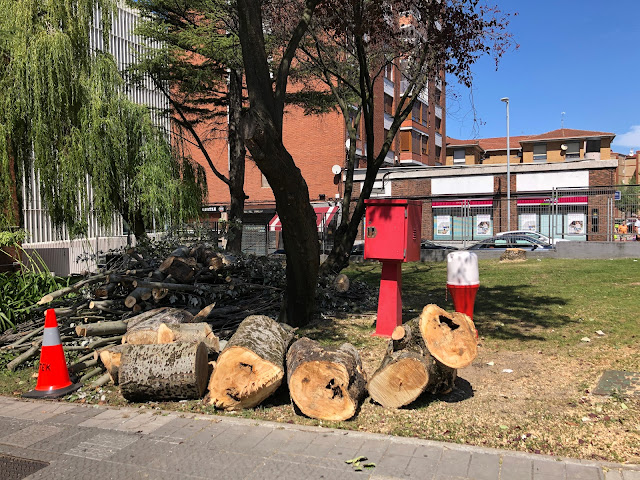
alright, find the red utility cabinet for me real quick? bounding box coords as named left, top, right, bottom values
left=364, top=199, right=423, bottom=337
left=364, top=199, right=422, bottom=262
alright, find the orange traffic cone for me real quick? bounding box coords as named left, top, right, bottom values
left=23, top=309, right=82, bottom=399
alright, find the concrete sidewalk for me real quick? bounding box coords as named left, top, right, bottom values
left=0, top=396, right=638, bottom=480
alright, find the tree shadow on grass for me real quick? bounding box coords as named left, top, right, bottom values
left=401, top=283, right=573, bottom=342
left=409, top=377, right=475, bottom=409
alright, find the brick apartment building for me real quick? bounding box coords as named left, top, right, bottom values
left=187, top=62, right=446, bottom=253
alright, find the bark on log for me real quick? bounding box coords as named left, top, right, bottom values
left=368, top=319, right=457, bottom=408
left=124, top=288, right=152, bottom=308
left=122, top=308, right=192, bottom=344
left=90, top=372, right=112, bottom=388
left=158, top=256, right=197, bottom=283
left=93, top=283, right=116, bottom=299
left=418, top=304, right=478, bottom=369
left=75, top=321, right=128, bottom=337
left=37, top=274, right=107, bottom=305
left=287, top=337, right=367, bottom=421
left=96, top=344, right=127, bottom=384
left=1, top=326, right=44, bottom=350
left=7, top=342, right=41, bottom=371
left=206, top=315, right=294, bottom=410
left=119, top=342, right=209, bottom=401
left=157, top=323, right=220, bottom=352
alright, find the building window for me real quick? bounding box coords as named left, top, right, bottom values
left=384, top=62, right=394, bottom=82
left=533, top=144, right=547, bottom=163
left=412, top=102, right=421, bottom=122
left=435, top=116, right=441, bottom=131
left=261, top=173, right=270, bottom=188
left=384, top=94, right=393, bottom=116
left=400, top=131, right=411, bottom=151
left=586, top=139, right=601, bottom=153
left=565, top=141, right=580, bottom=160
left=422, top=135, right=428, bottom=155
left=422, top=103, right=428, bottom=126
left=453, top=149, right=466, bottom=164
left=412, top=131, right=420, bottom=153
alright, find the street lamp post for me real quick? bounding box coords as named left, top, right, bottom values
left=501, top=97, right=510, bottom=231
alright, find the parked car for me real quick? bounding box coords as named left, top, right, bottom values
left=496, top=230, right=568, bottom=245
left=421, top=240, right=458, bottom=251
left=466, top=234, right=553, bottom=251
left=350, top=242, right=364, bottom=256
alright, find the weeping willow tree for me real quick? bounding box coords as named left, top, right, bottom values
left=0, top=0, right=206, bottom=238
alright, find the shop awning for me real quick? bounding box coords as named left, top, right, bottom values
left=517, top=196, right=588, bottom=206
left=268, top=205, right=339, bottom=232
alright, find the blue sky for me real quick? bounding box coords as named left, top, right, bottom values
left=445, top=0, right=640, bottom=154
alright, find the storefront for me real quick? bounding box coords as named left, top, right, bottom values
left=432, top=199, right=494, bottom=242
left=517, top=196, right=588, bottom=241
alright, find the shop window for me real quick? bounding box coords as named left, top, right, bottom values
left=533, top=144, right=547, bottom=162
left=453, top=149, right=466, bottom=164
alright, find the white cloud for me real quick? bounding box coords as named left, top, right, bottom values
left=613, top=125, right=640, bottom=151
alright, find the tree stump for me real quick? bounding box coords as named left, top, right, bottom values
left=418, top=304, right=477, bottom=369
left=500, top=248, right=526, bottom=262
left=287, top=337, right=367, bottom=421
left=368, top=318, right=457, bottom=408
left=206, top=315, right=294, bottom=410
left=119, top=342, right=209, bottom=401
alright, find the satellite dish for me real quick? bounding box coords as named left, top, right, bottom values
left=332, top=164, right=342, bottom=175
left=561, top=144, right=568, bottom=151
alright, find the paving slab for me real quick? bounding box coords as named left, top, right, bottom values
left=0, top=396, right=636, bottom=480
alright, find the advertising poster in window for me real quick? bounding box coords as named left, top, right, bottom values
left=476, top=214, right=491, bottom=236
left=567, top=213, right=585, bottom=235
left=519, top=214, right=537, bottom=232
left=436, top=216, right=451, bottom=236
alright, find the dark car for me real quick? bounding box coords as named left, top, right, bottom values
left=466, top=234, right=553, bottom=251
left=421, top=240, right=458, bottom=251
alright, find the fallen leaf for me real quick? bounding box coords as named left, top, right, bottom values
left=486, top=361, right=495, bottom=366
left=345, top=456, right=367, bottom=465
left=596, top=330, right=605, bottom=336
left=499, top=425, right=509, bottom=430
left=581, top=337, right=591, bottom=342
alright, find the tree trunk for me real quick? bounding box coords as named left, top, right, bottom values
left=237, top=0, right=320, bottom=327
left=206, top=315, right=294, bottom=410
left=225, top=67, right=247, bottom=255
left=157, top=322, right=220, bottom=352
left=287, top=337, right=367, bottom=421
left=119, top=342, right=209, bottom=401
left=418, top=304, right=478, bottom=369
left=368, top=319, right=456, bottom=408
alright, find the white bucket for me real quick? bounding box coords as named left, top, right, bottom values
left=446, top=251, right=479, bottom=286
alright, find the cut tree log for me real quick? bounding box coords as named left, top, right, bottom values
left=37, top=274, right=107, bottom=305
left=287, top=337, right=367, bottom=421
left=157, top=323, right=220, bottom=352
left=158, top=256, right=197, bottom=283
left=418, top=304, right=477, bottom=369
left=119, top=342, right=209, bottom=401
left=124, top=287, right=152, bottom=308
left=122, top=308, right=193, bottom=345
left=368, top=318, right=457, bottom=408
left=96, top=344, right=127, bottom=384
left=93, top=282, right=116, bottom=299
left=206, top=315, right=294, bottom=411
left=75, top=321, right=127, bottom=337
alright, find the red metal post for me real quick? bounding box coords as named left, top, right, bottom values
left=373, top=261, right=403, bottom=337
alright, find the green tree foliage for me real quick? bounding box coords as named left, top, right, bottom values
left=129, top=0, right=248, bottom=252
left=0, top=0, right=205, bottom=237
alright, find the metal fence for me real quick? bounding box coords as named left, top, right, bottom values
left=431, top=185, right=640, bottom=245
